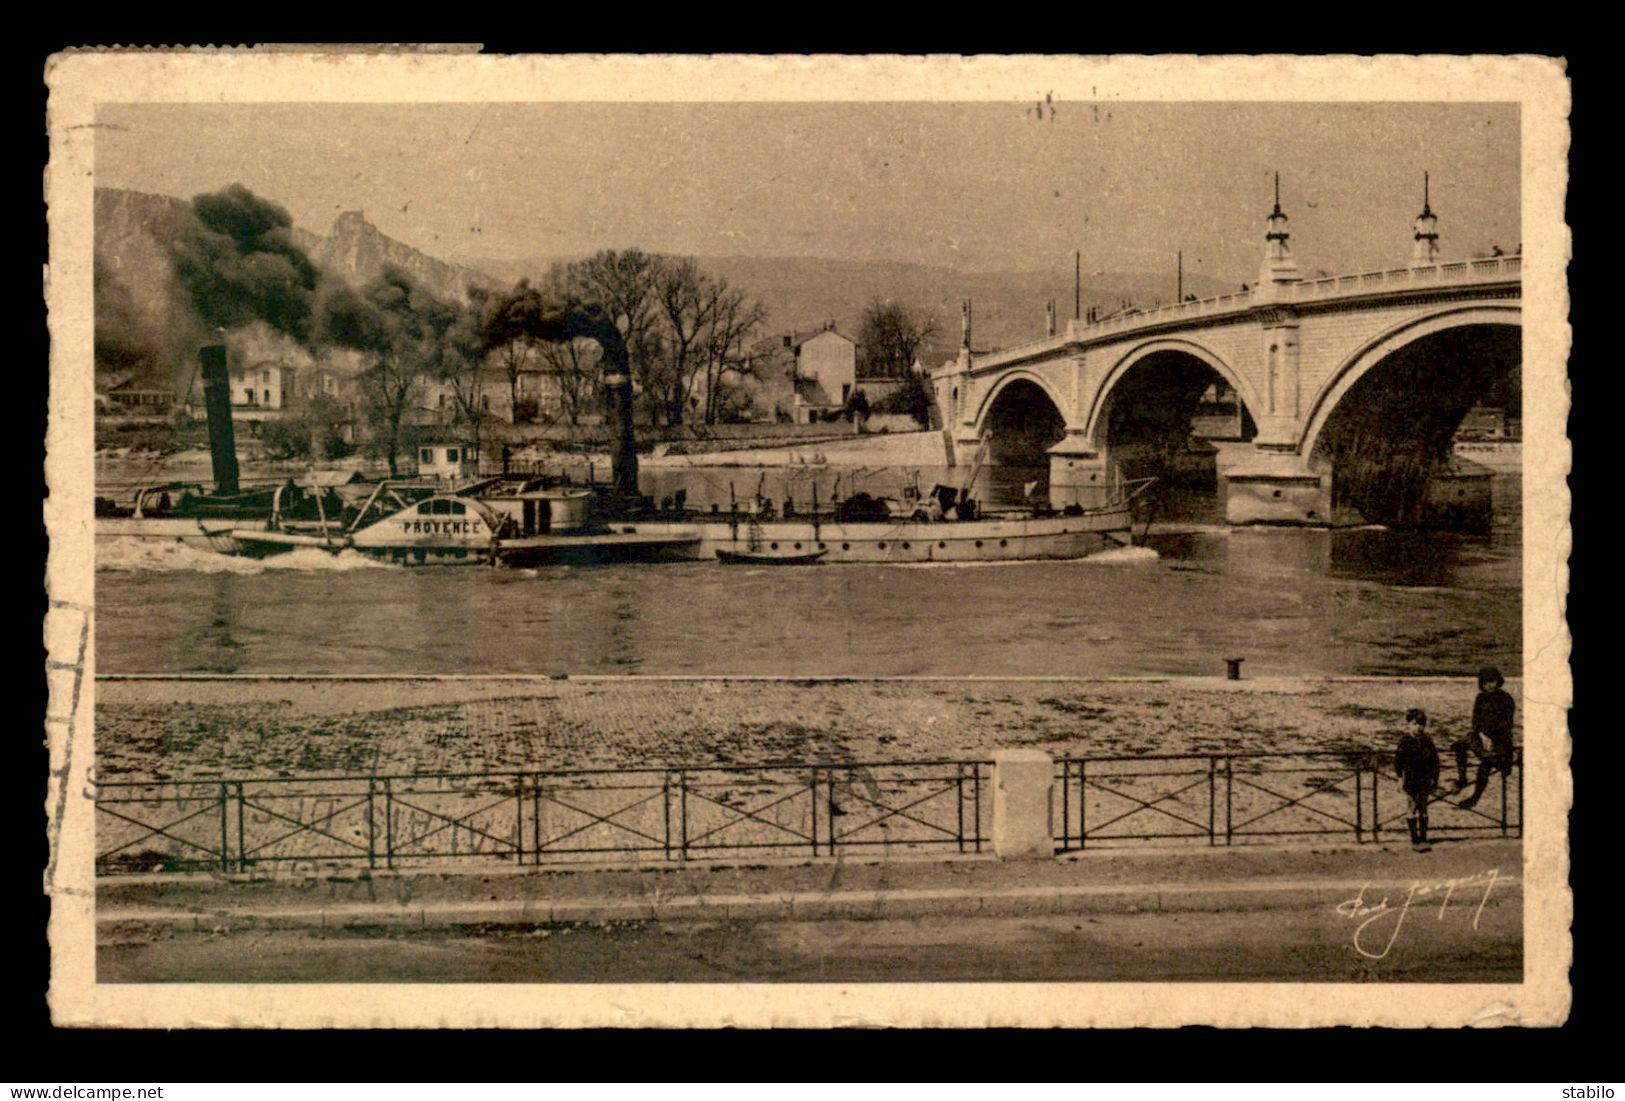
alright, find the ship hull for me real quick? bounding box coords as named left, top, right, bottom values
left=98, top=500, right=1136, bottom=567
left=631, top=507, right=1134, bottom=564
left=96, top=517, right=264, bottom=555
left=1450, top=440, right=1522, bottom=472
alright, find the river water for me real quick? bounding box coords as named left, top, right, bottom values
left=93, top=457, right=1521, bottom=678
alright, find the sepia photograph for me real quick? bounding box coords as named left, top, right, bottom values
left=44, top=52, right=1571, bottom=1027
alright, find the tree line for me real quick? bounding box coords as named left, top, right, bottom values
left=482, top=250, right=769, bottom=433
left=316, top=251, right=777, bottom=473
left=168, top=184, right=941, bottom=473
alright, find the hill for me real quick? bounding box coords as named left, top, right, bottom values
left=454, top=252, right=1232, bottom=366
left=94, top=188, right=495, bottom=385
left=94, top=184, right=1234, bottom=390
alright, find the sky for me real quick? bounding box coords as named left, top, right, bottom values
left=95, top=101, right=1521, bottom=285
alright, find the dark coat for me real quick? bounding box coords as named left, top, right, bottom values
left=1395, top=731, right=1441, bottom=794
left=1473, top=688, right=1517, bottom=744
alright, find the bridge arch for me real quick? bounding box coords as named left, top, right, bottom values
left=970, top=368, right=1069, bottom=438
left=1079, top=337, right=1259, bottom=492
left=1300, top=303, right=1521, bottom=526
left=1082, top=338, right=1259, bottom=446
left=1300, top=303, right=1522, bottom=459
left=969, top=369, right=1070, bottom=501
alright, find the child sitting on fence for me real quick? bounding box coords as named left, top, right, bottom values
left=1451, top=666, right=1517, bottom=809
left=1395, top=708, right=1441, bottom=852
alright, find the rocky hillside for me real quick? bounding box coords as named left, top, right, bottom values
left=95, top=183, right=1233, bottom=388
left=93, top=188, right=493, bottom=384
left=294, top=209, right=494, bottom=304
left=94, top=189, right=203, bottom=381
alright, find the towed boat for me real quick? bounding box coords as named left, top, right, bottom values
left=717, top=549, right=828, bottom=564
left=633, top=479, right=1152, bottom=565
left=715, top=523, right=829, bottom=565
left=712, top=514, right=827, bottom=565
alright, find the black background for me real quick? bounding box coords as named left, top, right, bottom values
left=19, top=31, right=1596, bottom=1074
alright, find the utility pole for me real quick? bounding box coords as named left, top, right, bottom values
left=1177, top=250, right=1183, bottom=302
left=1074, top=250, right=1081, bottom=320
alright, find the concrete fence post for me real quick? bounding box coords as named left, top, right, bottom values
left=990, top=749, right=1055, bottom=859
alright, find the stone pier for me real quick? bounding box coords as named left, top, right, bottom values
left=990, top=749, right=1055, bottom=859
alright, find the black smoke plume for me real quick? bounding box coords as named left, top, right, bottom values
left=172, top=184, right=321, bottom=343
left=95, top=251, right=182, bottom=375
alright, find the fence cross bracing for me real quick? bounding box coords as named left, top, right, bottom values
left=95, top=760, right=989, bottom=875
left=1054, top=749, right=1521, bottom=850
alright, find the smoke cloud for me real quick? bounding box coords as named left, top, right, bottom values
left=94, top=242, right=207, bottom=385
left=173, top=184, right=321, bottom=343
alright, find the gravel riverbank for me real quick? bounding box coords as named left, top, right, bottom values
left=94, top=675, right=1520, bottom=780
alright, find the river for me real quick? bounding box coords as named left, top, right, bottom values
left=92, top=455, right=1522, bottom=678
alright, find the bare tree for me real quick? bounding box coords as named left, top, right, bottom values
left=698, top=282, right=768, bottom=424
left=533, top=335, right=602, bottom=427
left=561, top=250, right=661, bottom=422
left=436, top=289, right=491, bottom=457
left=321, top=265, right=457, bottom=476
left=651, top=256, right=718, bottom=426
left=541, top=251, right=767, bottom=428
left=857, top=299, right=939, bottom=379
left=479, top=279, right=548, bottom=418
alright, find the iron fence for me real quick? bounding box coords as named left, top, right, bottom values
left=95, top=760, right=989, bottom=875
left=94, top=748, right=1522, bottom=875
left=1054, top=748, right=1521, bottom=850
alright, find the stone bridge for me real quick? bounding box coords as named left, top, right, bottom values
left=931, top=197, right=1521, bottom=526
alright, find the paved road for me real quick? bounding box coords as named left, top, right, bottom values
left=99, top=907, right=1520, bottom=984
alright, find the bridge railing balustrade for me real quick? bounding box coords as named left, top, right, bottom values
left=978, top=257, right=1520, bottom=368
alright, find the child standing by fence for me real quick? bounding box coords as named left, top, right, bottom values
left=1395, top=708, right=1441, bottom=852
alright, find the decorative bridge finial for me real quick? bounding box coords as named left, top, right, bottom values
left=1257, top=171, right=1301, bottom=295
left=1412, top=170, right=1440, bottom=266
left=1266, top=172, right=1290, bottom=244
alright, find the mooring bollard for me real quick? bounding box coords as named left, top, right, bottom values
left=1225, top=657, right=1245, bottom=680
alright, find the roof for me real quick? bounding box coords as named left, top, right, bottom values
left=103, top=374, right=172, bottom=394
left=794, top=328, right=854, bottom=350
left=750, top=326, right=855, bottom=357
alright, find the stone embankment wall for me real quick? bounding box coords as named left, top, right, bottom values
left=644, top=429, right=947, bottom=468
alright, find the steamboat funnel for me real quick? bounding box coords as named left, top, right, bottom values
left=198, top=344, right=240, bottom=495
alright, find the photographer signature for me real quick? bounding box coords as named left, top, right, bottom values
left=1334, top=869, right=1502, bottom=960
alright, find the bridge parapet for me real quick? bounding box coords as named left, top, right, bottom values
left=1282, top=254, right=1521, bottom=304
left=956, top=255, right=1521, bottom=376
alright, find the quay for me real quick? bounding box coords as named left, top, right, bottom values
left=97, top=838, right=1524, bottom=984
left=95, top=675, right=1521, bottom=874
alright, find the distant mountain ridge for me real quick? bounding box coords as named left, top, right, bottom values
left=95, top=184, right=1232, bottom=386
left=295, top=209, right=496, bottom=302
left=94, top=187, right=493, bottom=382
